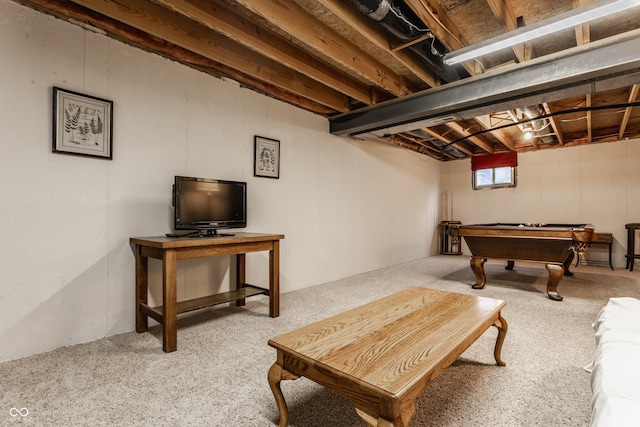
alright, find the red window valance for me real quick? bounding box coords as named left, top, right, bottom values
left=471, top=152, right=518, bottom=171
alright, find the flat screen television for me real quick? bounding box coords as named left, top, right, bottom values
left=173, top=176, right=247, bottom=237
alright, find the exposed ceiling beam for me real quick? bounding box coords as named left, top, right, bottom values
left=485, top=0, right=526, bottom=62
left=619, top=84, right=640, bottom=138
left=69, top=0, right=352, bottom=112
left=474, top=115, right=516, bottom=150
left=233, top=0, right=414, bottom=97
left=445, top=122, right=494, bottom=153
left=317, top=0, right=438, bottom=88
left=153, top=0, right=381, bottom=106
left=330, top=30, right=640, bottom=137
left=418, top=127, right=474, bottom=156
left=543, top=103, right=564, bottom=145
left=573, top=0, right=591, bottom=46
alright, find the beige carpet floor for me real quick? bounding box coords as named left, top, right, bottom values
left=2, top=255, right=640, bottom=426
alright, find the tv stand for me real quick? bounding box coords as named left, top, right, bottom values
left=130, top=232, right=284, bottom=353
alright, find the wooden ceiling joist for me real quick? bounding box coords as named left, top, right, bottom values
left=317, top=0, right=439, bottom=88
left=474, top=115, right=516, bottom=151
left=419, top=127, right=474, bottom=157
left=233, top=0, right=414, bottom=97
left=154, top=0, right=381, bottom=106
left=543, top=103, right=564, bottom=145
left=485, top=0, right=526, bottom=62
left=620, top=84, right=640, bottom=139
left=69, top=0, right=352, bottom=112
left=445, top=122, right=494, bottom=154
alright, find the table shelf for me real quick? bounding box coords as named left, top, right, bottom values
left=142, top=285, right=268, bottom=320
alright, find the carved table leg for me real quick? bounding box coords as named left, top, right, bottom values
left=268, top=362, right=299, bottom=427
left=355, top=408, right=394, bottom=427
left=355, top=399, right=415, bottom=427
left=545, top=263, right=564, bottom=301
left=470, top=257, right=487, bottom=289
left=493, top=313, right=508, bottom=366
left=563, top=250, right=575, bottom=276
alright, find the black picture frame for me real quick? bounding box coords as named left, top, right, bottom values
left=254, top=136, right=280, bottom=179
left=52, top=87, right=113, bottom=160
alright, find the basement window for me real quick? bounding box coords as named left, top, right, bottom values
left=471, top=152, right=518, bottom=190
left=473, top=166, right=517, bottom=189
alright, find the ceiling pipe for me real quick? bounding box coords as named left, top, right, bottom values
left=347, top=0, right=468, bottom=82
left=520, top=106, right=554, bottom=144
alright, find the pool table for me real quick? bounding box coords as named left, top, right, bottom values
left=449, top=223, right=595, bottom=301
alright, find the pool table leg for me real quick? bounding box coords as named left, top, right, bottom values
left=470, top=257, right=487, bottom=289
left=545, top=263, right=564, bottom=301
left=563, top=251, right=575, bottom=276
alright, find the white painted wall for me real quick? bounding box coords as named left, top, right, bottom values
left=441, top=141, right=640, bottom=267
left=0, top=1, right=441, bottom=362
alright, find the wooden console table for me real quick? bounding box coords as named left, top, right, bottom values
left=131, top=232, right=284, bottom=352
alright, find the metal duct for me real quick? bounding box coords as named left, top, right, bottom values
left=330, top=29, right=640, bottom=138
left=520, top=106, right=554, bottom=144
left=348, top=0, right=468, bottom=82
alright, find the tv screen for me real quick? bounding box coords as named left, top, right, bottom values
left=173, top=176, right=246, bottom=237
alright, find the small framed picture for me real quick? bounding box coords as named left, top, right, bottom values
left=52, top=87, right=113, bottom=159
left=254, top=136, right=280, bottom=179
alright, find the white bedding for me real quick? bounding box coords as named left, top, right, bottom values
left=590, top=297, right=640, bottom=427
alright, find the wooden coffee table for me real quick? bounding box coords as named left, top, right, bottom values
left=267, top=287, right=507, bottom=426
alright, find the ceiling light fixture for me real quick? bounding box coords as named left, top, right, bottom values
left=443, top=0, right=640, bottom=65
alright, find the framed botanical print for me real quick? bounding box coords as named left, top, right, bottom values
left=52, top=87, right=113, bottom=159
left=254, top=136, right=280, bottom=179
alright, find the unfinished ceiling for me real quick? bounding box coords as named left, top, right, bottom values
left=13, top=0, right=640, bottom=161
